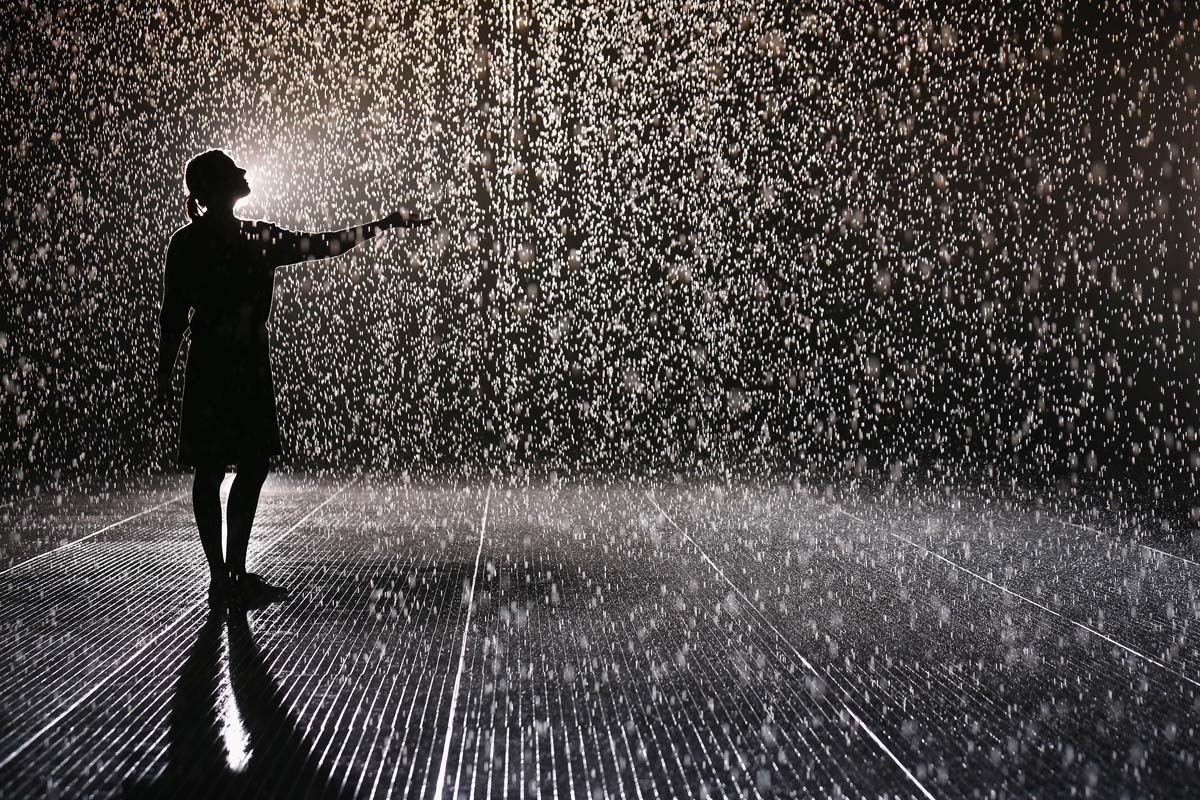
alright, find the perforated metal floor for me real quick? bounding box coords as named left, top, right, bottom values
left=1, top=475, right=1197, bottom=798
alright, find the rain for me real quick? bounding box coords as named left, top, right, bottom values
left=2, top=0, right=1199, bottom=797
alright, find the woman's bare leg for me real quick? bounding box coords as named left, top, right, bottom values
left=225, top=458, right=270, bottom=577
left=192, top=462, right=227, bottom=579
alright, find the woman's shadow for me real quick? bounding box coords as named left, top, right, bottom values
left=123, top=607, right=357, bottom=799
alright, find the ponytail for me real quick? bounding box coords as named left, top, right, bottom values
left=185, top=193, right=203, bottom=221
left=183, top=149, right=227, bottom=221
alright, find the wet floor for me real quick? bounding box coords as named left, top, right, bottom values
left=1, top=475, right=1197, bottom=798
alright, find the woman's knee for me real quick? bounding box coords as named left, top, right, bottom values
left=193, top=462, right=226, bottom=491
left=234, top=458, right=270, bottom=486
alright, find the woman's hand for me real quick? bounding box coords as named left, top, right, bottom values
left=382, top=209, right=435, bottom=229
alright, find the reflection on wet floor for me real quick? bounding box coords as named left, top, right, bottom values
left=123, top=607, right=357, bottom=800
left=0, top=475, right=1197, bottom=798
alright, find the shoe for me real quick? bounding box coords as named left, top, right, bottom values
left=230, top=572, right=289, bottom=608
left=207, top=575, right=235, bottom=607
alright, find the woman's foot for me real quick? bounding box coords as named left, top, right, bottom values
left=206, top=574, right=235, bottom=607
left=229, top=571, right=289, bottom=608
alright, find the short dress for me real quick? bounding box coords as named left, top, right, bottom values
left=161, top=216, right=307, bottom=468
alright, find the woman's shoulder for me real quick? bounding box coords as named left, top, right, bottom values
left=169, top=216, right=258, bottom=257
left=169, top=220, right=197, bottom=239
left=167, top=221, right=199, bottom=254
left=238, top=218, right=295, bottom=239
left=170, top=216, right=225, bottom=243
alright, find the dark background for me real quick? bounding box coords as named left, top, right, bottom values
left=2, top=1, right=1198, bottom=522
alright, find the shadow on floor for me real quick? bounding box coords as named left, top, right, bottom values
left=122, top=606, right=357, bottom=800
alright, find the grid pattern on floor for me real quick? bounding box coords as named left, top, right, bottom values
left=0, top=476, right=1197, bottom=799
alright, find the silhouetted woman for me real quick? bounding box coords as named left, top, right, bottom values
left=156, top=149, right=430, bottom=606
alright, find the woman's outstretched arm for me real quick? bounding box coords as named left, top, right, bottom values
left=273, top=210, right=433, bottom=267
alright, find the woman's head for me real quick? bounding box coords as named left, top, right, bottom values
left=183, top=149, right=251, bottom=220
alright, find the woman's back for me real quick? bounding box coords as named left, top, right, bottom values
left=166, top=216, right=285, bottom=347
